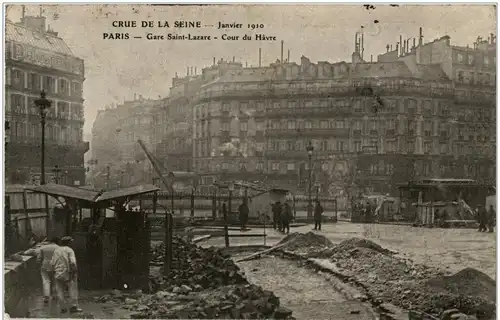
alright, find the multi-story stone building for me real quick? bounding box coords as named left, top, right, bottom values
left=152, top=68, right=201, bottom=173
left=5, top=15, right=88, bottom=185
left=191, top=31, right=496, bottom=197
left=90, top=95, right=159, bottom=189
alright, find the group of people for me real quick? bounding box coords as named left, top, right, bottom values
left=36, top=236, right=81, bottom=314
left=271, top=201, right=294, bottom=233
left=476, top=204, right=496, bottom=233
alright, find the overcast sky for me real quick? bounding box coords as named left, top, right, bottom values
left=5, top=4, right=496, bottom=134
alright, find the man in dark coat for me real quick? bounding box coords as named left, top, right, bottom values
left=478, top=205, right=488, bottom=232
left=314, top=200, right=324, bottom=231
left=282, top=202, right=293, bottom=234
left=238, top=201, right=249, bottom=231
left=272, top=201, right=282, bottom=231
left=487, top=205, right=496, bottom=233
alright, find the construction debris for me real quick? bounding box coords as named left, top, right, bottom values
left=327, top=238, right=496, bottom=319
left=96, top=237, right=292, bottom=319
left=149, top=237, right=247, bottom=289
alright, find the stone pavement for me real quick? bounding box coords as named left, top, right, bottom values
left=200, top=222, right=496, bottom=279
left=26, top=288, right=133, bottom=319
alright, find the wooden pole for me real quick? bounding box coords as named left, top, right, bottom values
left=22, top=189, right=29, bottom=241
left=190, top=188, right=195, bottom=217
left=223, top=202, right=229, bottom=248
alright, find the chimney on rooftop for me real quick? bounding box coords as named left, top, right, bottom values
left=232, top=56, right=235, bottom=62
left=399, top=35, right=403, bottom=56
left=390, top=44, right=393, bottom=51
left=186, top=66, right=189, bottom=76
left=287, top=49, right=290, bottom=62
left=281, top=40, right=284, bottom=64
left=413, top=38, right=416, bottom=49
left=213, top=57, right=215, bottom=65
left=419, top=27, right=423, bottom=46
left=195, top=67, right=197, bottom=75
left=386, top=44, right=390, bottom=52
left=395, top=42, right=399, bottom=55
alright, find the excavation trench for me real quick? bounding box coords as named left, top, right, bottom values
left=232, top=253, right=376, bottom=320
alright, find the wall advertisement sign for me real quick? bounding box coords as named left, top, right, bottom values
left=10, top=41, right=84, bottom=76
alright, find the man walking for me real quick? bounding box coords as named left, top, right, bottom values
left=38, top=237, right=60, bottom=304
left=51, top=236, right=81, bottom=314
left=487, top=205, right=496, bottom=233
left=314, top=200, right=324, bottom=231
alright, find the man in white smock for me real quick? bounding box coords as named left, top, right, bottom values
left=50, top=236, right=82, bottom=314
left=37, top=237, right=60, bottom=304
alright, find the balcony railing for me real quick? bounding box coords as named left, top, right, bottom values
left=265, top=128, right=350, bottom=137
left=194, top=83, right=456, bottom=102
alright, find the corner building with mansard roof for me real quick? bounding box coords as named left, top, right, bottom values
left=5, top=15, right=88, bottom=185
left=190, top=30, right=495, bottom=201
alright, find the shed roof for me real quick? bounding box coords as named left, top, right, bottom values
left=25, top=184, right=100, bottom=202
left=24, top=184, right=159, bottom=203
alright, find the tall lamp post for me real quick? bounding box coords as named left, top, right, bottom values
left=35, top=90, right=52, bottom=238
left=306, top=141, right=314, bottom=219
left=35, top=91, right=52, bottom=184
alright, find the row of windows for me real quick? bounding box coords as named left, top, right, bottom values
left=456, top=70, right=495, bottom=86
left=9, top=69, right=82, bottom=97
left=7, top=121, right=82, bottom=142
left=8, top=94, right=84, bottom=120
left=456, top=52, right=495, bottom=67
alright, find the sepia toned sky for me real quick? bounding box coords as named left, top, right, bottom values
left=5, top=4, right=496, bottom=134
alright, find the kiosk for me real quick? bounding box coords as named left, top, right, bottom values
left=25, top=184, right=159, bottom=292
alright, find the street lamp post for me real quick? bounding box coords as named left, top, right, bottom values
left=52, top=165, right=61, bottom=184
left=35, top=91, right=52, bottom=238
left=306, top=141, right=314, bottom=220
left=35, top=91, right=52, bottom=184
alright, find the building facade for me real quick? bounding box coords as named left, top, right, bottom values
left=190, top=31, right=496, bottom=197
left=5, top=15, right=88, bottom=186
left=90, top=95, right=158, bottom=189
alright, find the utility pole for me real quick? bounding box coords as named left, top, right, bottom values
left=306, top=142, right=314, bottom=219
left=105, top=165, right=110, bottom=190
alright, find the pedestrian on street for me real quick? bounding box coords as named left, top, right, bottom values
left=272, top=201, right=282, bottom=231
left=487, top=205, right=496, bottom=233
left=51, top=236, right=81, bottom=314
left=314, top=200, right=324, bottom=231
left=478, top=205, right=488, bottom=232
left=37, top=237, right=60, bottom=304
left=282, top=202, right=293, bottom=234
left=238, top=201, right=249, bottom=231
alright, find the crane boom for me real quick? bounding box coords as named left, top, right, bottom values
left=137, top=139, right=170, bottom=189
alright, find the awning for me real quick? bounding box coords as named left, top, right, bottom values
left=25, top=184, right=160, bottom=204
left=95, top=184, right=159, bottom=202
left=25, top=184, right=100, bottom=202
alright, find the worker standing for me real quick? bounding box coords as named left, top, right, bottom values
left=282, top=202, right=293, bottom=234
left=314, top=200, right=324, bottom=231
left=51, top=236, right=81, bottom=314
left=38, top=237, right=60, bottom=304
left=272, top=201, right=282, bottom=230
left=487, top=205, right=496, bottom=233
left=238, top=201, right=249, bottom=231
left=478, top=205, right=488, bottom=232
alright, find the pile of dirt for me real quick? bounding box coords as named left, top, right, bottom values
left=425, top=268, right=496, bottom=301
left=329, top=238, right=495, bottom=319
left=276, top=232, right=334, bottom=254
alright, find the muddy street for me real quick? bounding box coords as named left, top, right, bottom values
left=234, top=254, right=375, bottom=320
